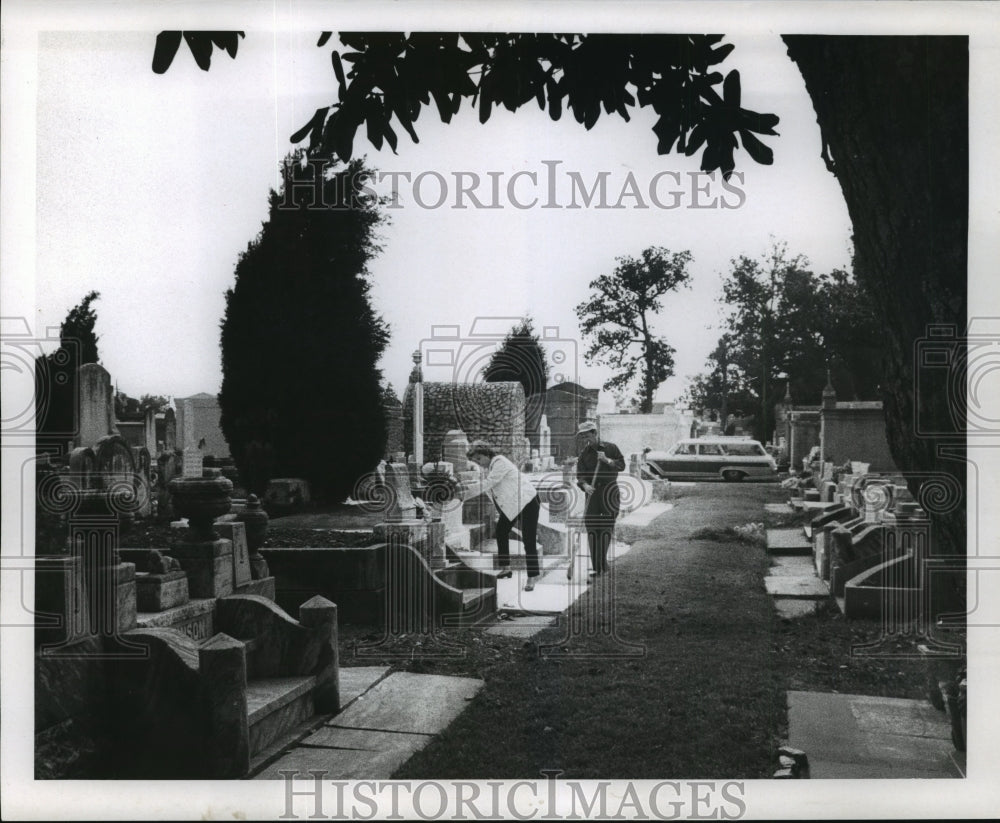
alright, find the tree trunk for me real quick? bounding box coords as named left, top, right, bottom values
left=784, top=36, right=968, bottom=560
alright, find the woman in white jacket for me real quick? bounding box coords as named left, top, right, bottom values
left=464, top=441, right=541, bottom=591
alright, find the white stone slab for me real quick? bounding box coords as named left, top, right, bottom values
left=773, top=598, right=821, bottom=619
left=765, top=576, right=830, bottom=598
left=485, top=614, right=558, bottom=638
left=329, top=672, right=483, bottom=735
left=253, top=729, right=430, bottom=780
left=766, top=528, right=812, bottom=549
left=766, top=528, right=812, bottom=555
left=768, top=555, right=817, bottom=576
left=339, top=666, right=390, bottom=707
left=765, top=503, right=796, bottom=514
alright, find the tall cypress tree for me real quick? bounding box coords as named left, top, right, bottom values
left=35, top=290, right=101, bottom=452
left=482, top=317, right=550, bottom=440
left=219, top=156, right=389, bottom=501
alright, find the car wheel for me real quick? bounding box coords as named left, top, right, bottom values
left=722, top=469, right=744, bottom=482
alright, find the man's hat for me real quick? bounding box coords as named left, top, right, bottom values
left=577, top=420, right=597, bottom=434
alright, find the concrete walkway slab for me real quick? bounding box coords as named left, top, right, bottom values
left=768, top=555, right=816, bottom=576
left=485, top=614, right=558, bottom=638
left=774, top=599, right=821, bottom=619
left=254, top=728, right=430, bottom=779
left=766, top=527, right=812, bottom=555
left=765, top=576, right=829, bottom=598
left=792, top=500, right=839, bottom=511
left=339, top=666, right=390, bottom=707
left=330, top=671, right=484, bottom=735
left=787, top=690, right=960, bottom=778
left=765, top=502, right=796, bottom=514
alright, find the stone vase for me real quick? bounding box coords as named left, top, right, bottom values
left=168, top=476, right=233, bottom=542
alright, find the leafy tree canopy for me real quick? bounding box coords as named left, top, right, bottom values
left=685, top=242, right=882, bottom=440
left=115, top=392, right=170, bottom=422
left=154, top=31, right=778, bottom=180
left=482, top=317, right=550, bottom=398
left=59, top=290, right=101, bottom=366
left=576, top=246, right=692, bottom=413
left=35, top=290, right=101, bottom=449
left=152, top=32, right=969, bottom=561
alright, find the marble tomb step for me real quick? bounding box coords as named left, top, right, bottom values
left=766, top=527, right=813, bottom=556
left=246, top=675, right=319, bottom=760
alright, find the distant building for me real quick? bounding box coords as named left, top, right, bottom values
left=543, top=381, right=600, bottom=460
left=774, top=378, right=897, bottom=472
left=174, top=392, right=230, bottom=459
left=598, top=402, right=694, bottom=458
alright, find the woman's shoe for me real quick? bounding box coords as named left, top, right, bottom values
left=497, top=570, right=513, bottom=579
left=524, top=578, right=536, bottom=592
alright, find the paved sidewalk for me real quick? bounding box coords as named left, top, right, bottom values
left=253, top=668, right=484, bottom=779
left=787, top=690, right=963, bottom=778
left=254, top=490, right=674, bottom=777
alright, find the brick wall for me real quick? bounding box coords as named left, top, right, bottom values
left=403, top=381, right=528, bottom=463
left=823, top=406, right=898, bottom=472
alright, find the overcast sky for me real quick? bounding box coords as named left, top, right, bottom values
left=32, top=27, right=855, bottom=409
left=5, top=4, right=1000, bottom=817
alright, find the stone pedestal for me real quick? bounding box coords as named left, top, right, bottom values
left=135, top=570, right=189, bottom=612
left=170, top=539, right=234, bottom=599
left=432, top=499, right=464, bottom=535
left=199, top=633, right=249, bottom=779
left=35, top=555, right=90, bottom=649
left=112, top=562, right=138, bottom=634
left=299, top=596, right=340, bottom=714
left=817, top=522, right=841, bottom=581
left=236, top=493, right=270, bottom=580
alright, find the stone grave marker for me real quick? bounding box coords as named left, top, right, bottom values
left=216, top=521, right=252, bottom=588
left=76, top=363, right=117, bottom=448
left=385, top=462, right=418, bottom=521
left=182, top=447, right=204, bottom=478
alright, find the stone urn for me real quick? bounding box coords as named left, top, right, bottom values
left=236, top=493, right=270, bottom=579
left=168, top=475, right=233, bottom=543
left=69, top=486, right=134, bottom=566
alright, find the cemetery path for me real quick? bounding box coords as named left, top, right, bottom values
left=390, top=481, right=792, bottom=779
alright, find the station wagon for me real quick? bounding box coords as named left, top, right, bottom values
left=645, top=437, right=778, bottom=482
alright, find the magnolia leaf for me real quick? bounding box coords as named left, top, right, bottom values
left=739, top=129, right=774, bottom=165
left=331, top=51, right=346, bottom=89
left=723, top=70, right=741, bottom=107
left=183, top=32, right=213, bottom=71
left=152, top=31, right=182, bottom=74
left=290, top=107, right=329, bottom=145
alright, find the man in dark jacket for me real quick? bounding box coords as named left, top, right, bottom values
left=575, top=421, right=626, bottom=576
